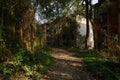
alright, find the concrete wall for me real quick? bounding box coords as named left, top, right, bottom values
left=76, top=15, right=94, bottom=49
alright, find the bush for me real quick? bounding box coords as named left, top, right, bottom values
left=0, top=46, right=53, bottom=80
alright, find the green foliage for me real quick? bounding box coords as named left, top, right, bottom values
left=101, top=34, right=119, bottom=54
left=52, top=15, right=79, bottom=47
left=0, top=46, right=53, bottom=80
left=68, top=48, right=120, bottom=80
left=62, top=22, right=77, bottom=46
left=34, top=0, right=83, bottom=21
left=99, top=0, right=112, bottom=14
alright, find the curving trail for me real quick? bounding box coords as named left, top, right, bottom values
left=41, top=48, right=95, bottom=80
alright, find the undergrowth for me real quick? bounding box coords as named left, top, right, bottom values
left=68, top=47, right=120, bottom=80
left=0, top=46, right=53, bottom=80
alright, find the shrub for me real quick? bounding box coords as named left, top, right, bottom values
left=0, top=46, right=53, bottom=80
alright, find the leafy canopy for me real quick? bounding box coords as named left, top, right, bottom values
left=32, top=0, right=84, bottom=23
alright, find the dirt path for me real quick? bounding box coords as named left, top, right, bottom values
left=41, top=48, right=95, bottom=80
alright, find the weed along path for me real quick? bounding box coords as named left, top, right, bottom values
left=41, top=48, right=95, bottom=80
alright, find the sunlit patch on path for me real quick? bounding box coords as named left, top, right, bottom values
left=41, top=48, right=95, bottom=80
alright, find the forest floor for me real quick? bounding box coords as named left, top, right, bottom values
left=40, top=48, right=95, bottom=80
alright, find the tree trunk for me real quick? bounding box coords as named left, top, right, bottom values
left=1, top=0, right=37, bottom=52
left=85, top=0, right=90, bottom=49
left=118, top=6, right=120, bottom=45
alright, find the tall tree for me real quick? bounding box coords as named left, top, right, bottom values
left=85, top=0, right=89, bottom=48
left=0, top=0, right=38, bottom=52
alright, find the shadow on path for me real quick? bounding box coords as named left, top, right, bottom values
left=41, top=48, right=95, bottom=80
